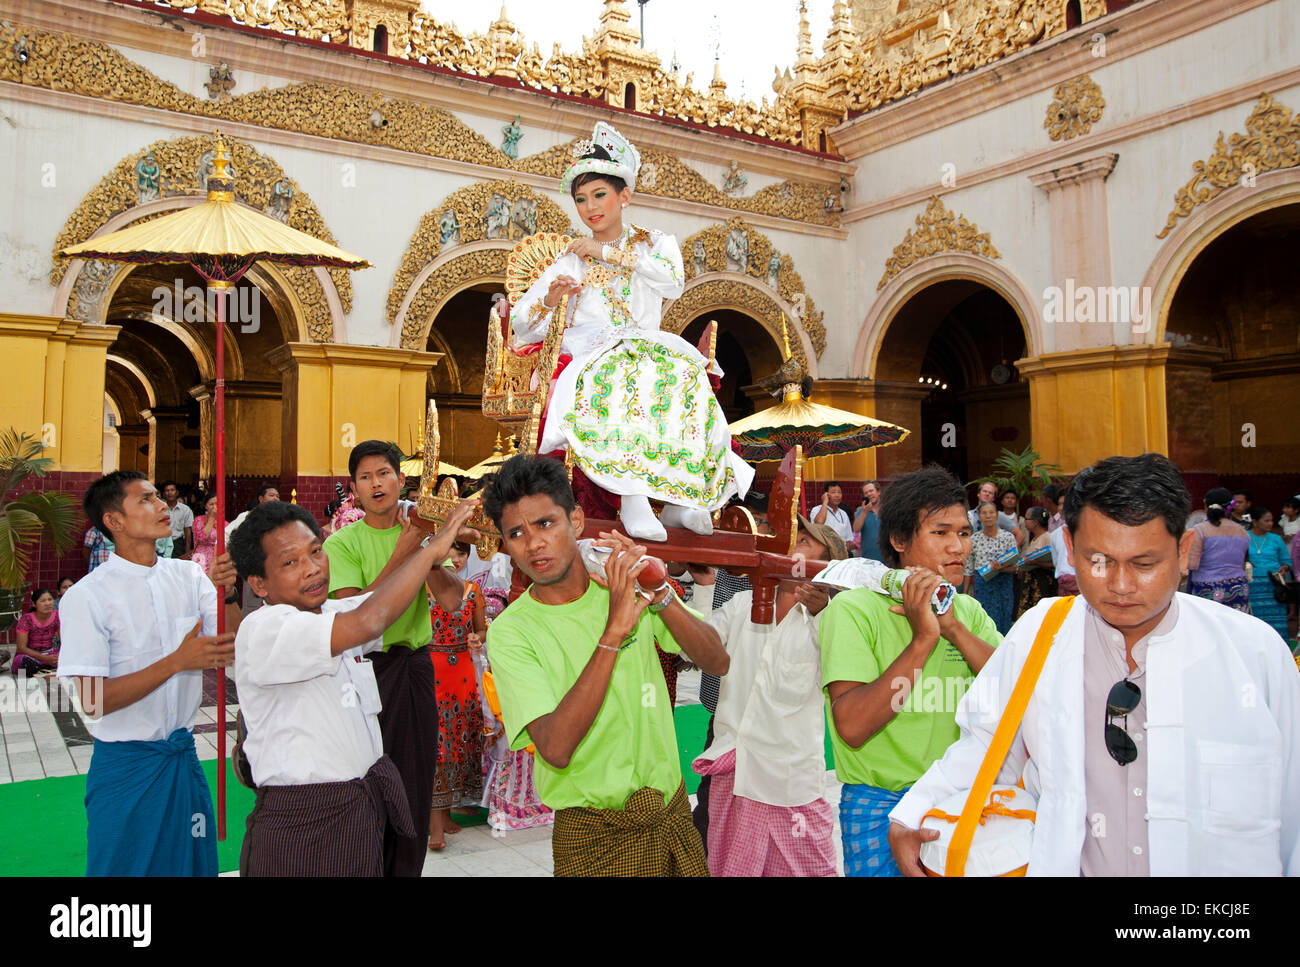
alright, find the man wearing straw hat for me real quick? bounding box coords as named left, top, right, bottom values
left=890, top=453, right=1300, bottom=876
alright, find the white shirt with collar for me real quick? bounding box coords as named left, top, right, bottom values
left=57, top=554, right=216, bottom=743
left=235, top=593, right=384, bottom=786
left=818, top=504, right=855, bottom=544
left=692, top=584, right=826, bottom=807
left=1048, top=526, right=1076, bottom=578
left=890, top=593, right=1300, bottom=875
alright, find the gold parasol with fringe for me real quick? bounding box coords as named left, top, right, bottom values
left=729, top=318, right=909, bottom=461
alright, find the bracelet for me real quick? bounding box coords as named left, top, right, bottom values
left=596, top=633, right=636, bottom=653
left=647, top=587, right=675, bottom=613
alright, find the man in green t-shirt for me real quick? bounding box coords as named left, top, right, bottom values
left=820, top=464, right=1002, bottom=877
left=482, top=455, right=730, bottom=877
left=324, top=439, right=468, bottom=877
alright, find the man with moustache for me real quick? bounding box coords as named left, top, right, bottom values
left=231, top=499, right=476, bottom=876
left=482, top=455, right=730, bottom=876
left=889, top=453, right=1300, bottom=876
left=325, top=440, right=468, bottom=876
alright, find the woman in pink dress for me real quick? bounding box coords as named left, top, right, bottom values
left=13, top=589, right=60, bottom=676
left=190, top=494, right=220, bottom=574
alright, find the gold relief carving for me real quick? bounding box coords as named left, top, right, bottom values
left=1044, top=75, right=1104, bottom=142
left=399, top=249, right=509, bottom=350
left=48, top=131, right=352, bottom=340
left=0, top=22, right=834, bottom=228
left=388, top=180, right=574, bottom=333
left=662, top=280, right=810, bottom=373
left=1156, top=94, right=1300, bottom=239
left=679, top=217, right=826, bottom=356
left=877, top=196, right=1001, bottom=290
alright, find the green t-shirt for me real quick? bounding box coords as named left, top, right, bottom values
left=324, top=520, right=432, bottom=652
left=819, top=587, right=1002, bottom=791
left=486, top=580, right=683, bottom=811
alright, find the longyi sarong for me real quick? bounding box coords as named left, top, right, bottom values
left=552, top=781, right=708, bottom=877
left=240, top=755, right=414, bottom=877
left=371, top=643, right=438, bottom=877
left=84, top=728, right=217, bottom=877
left=693, top=750, right=836, bottom=877
left=840, top=782, right=908, bottom=877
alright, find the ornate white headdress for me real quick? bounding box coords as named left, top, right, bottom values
left=560, top=121, right=641, bottom=194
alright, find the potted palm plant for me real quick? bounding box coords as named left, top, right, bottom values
left=971, top=445, right=1065, bottom=503
left=0, top=429, right=80, bottom=633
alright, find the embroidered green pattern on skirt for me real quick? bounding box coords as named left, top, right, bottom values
left=563, top=339, right=737, bottom=508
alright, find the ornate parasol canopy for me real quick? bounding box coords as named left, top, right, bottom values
left=399, top=456, right=469, bottom=478
left=463, top=433, right=518, bottom=479
left=729, top=354, right=909, bottom=462
left=60, top=134, right=369, bottom=841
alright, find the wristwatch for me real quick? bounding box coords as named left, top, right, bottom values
left=648, top=588, right=676, bottom=613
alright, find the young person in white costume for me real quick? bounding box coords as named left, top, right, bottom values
left=511, top=121, right=753, bottom=542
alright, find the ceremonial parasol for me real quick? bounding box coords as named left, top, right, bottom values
left=729, top=327, right=909, bottom=462
left=463, top=433, right=518, bottom=480
left=399, top=456, right=469, bottom=478
left=61, top=136, right=369, bottom=840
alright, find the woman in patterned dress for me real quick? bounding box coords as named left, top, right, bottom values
left=963, top=501, right=1018, bottom=635
left=1246, top=507, right=1292, bottom=647
left=427, top=561, right=486, bottom=851
left=12, top=589, right=59, bottom=676
left=1187, top=487, right=1252, bottom=613
left=511, top=121, right=753, bottom=542
left=189, top=494, right=220, bottom=575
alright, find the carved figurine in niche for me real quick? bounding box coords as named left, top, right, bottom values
left=197, top=149, right=236, bottom=193
left=725, top=226, right=748, bottom=272
left=205, top=62, right=236, bottom=101
left=721, top=159, right=748, bottom=195
left=485, top=193, right=511, bottom=239
left=511, top=121, right=754, bottom=541
left=265, top=179, right=294, bottom=222
left=136, top=151, right=161, bottom=204
left=692, top=239, right=707, bottom=277
left=765, top=253, right=781, bottom=290
left=508, top=197, right=537, bottom=238
left=501, top=115, right=523, bottom=159
left=438, top=209, right=460, bottom=248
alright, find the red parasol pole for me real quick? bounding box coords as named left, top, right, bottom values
left=213, top=280, right=229, bottom=842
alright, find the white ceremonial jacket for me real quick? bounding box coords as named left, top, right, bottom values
left=511, top=227, right=704, bottom=455
left=890, top=593, right=1300, bottom=876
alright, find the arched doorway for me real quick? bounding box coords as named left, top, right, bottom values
left=103, top=263, right=291, bottom=495
left=873, top=280, right=1029, bottom=482
left=1162, top=202, right=1300, bottom=506
left=680, top=309, right=786, bottom=423
left=423, top=282, right=505, bottom=467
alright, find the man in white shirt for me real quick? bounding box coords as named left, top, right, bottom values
left=58, top=471, right=236, bottom=876
left=230, top=498, right=476, bottom=876
left=691, top=517, right=845, bottom=876
left=967, top=480, right=1025, bottom=546
left=1048, top=519, right=1078, bottom=595
left=889, top=453, right=1300, bottom=876
left=160, top=481, right=194, bottom=559
left=813, top=481, right=855, bottom=546
left=227, top=483, right=281, bottom=615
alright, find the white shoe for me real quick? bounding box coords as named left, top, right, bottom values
left=619, top=495, right=667, bottom=542
left=661, top=503, right=714, bottom=536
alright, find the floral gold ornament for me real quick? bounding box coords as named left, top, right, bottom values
left=1044, top=75, right=1104, bottom=142
left=416, top=401, right=503, bottom=560
left=677, top=217, right=826, bottom=356
left=52, top=134, right=351, bottom=341
left=878, top=196, right=1002, bottom=290
left=662, top=280, right=812, bottom=371
left=0, top=21, right=836, bottom=228
left=1155, top=93, right=1300, bottom=239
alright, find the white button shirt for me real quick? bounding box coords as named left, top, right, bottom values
left=693, top=585, right=826, bottom=807
left=235, top=594, right=384, bottom=786
left=58, top=554, right=216, bottom=742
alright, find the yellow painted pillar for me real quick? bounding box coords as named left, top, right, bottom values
left=0, top=314, right=120, bottom=472
left=1017, top=345, right=1170, bottom=473
left=271, top=343, right=444, bottom=478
